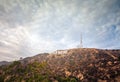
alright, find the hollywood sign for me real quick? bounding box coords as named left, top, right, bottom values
left=52, top=50, right=68, bottom=55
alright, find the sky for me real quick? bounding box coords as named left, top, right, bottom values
left=0, top=0, right=120, bottom=61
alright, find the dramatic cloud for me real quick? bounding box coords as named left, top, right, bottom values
left=0, top=0, right=120, bottom=61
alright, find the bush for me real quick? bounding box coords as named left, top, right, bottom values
left=0, top=76, right=4, bottom=82
left=9, top=61, right=21, bottom=68
left=70, top=78, right=77, bottom=82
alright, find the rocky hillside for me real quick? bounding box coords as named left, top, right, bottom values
left=0, top=48, right=120, bottom=82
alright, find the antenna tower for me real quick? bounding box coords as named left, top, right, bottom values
left=80, top=33, right=83, bottom=48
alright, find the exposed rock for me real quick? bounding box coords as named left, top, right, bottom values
left=65, top=70, right=72, bottom=77
left=77, top=73, right=84, bottom=80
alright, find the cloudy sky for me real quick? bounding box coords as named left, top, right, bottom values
left=0, top=0, right=120, bottom=61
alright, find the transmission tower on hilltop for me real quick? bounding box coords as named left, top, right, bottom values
left=80, top=33, right=83, bottom=48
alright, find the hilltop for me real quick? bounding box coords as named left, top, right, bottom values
left=0, top=48, right=120, bottom=82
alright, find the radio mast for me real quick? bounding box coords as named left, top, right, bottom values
left=80, top=33, right=83, bottom=48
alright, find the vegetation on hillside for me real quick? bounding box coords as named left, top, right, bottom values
left=0, top=48, right=120, bottom=82
left=0, top=61, right=78, bottom=82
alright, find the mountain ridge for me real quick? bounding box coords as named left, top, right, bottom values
left=0, top=48, right=120, bottom=82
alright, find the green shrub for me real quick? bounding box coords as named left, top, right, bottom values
left=9, top=61, right=21, bottom=68
left=0, top=76, right=4, bottom=82
left=70, top=78, right=77, bottom=82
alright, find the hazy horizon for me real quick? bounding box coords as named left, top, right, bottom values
left=0, top=0, right=120, bottom=61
